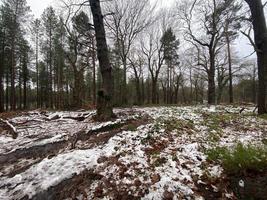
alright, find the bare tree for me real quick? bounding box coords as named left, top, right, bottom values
left=128, top=49, right=144, bottom=105
left=140, top=27, right=165, bottom=104
left=90, top=0, right=114, bottom=120
left=179, top=0, right=237, bottom=104
left=105, top=0, right=154, bottom=105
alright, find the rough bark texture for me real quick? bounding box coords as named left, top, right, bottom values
left=90, top=0, right=114, bottom=120
left=0, top=38, right=4, bottom=112
left=226, top=31, right=233, bottom=104
left=208, top=51, right=216, bottom=104
left=245, top=0, right=267, bottom=114
left=151, top=79, right=158, bottom=104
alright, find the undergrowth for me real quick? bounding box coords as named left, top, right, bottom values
left=206, top=143, right=267, bottom=175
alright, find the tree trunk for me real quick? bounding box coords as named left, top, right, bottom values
left=10, top=41, right=16, bottom=110
left=208, top=50, right=216, bottom=104
left=0, top=65, right=4, bottom=112
left=92, top=38, right=97, bottom=105
left=90, top=0, right=114, bottom=120
left=151, top=79, right=157, bottom=104
left=49, top=28, right=53, bottom=109
left=245, top=0, right=267, bottom=114
left=36, top=32, right=39, bottom=108
left=73, top=70, right=83, bottom=108
left=135, top=79, right=142, bottom=105
left=252, top=64, right=257, bottom=104
left=5, top=72, right=9, bottom=111
left=19, top=69, right=22, bottom=110
left=141, top=77, right=145, bottom=104
left=122, top=58, right=127, bottom=105
left=0, top=38, right=4, bottom=112
left=23, top=72, right=27, bottom=109
left=226, top=31, right=234, bottom=104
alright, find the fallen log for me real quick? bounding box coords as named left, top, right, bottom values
left=0, top=118, right=18, bottom=139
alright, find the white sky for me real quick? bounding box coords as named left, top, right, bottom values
left=27, top=0, right=176, bottom=17
left=27, top=0, right=54, bottom=17
left=27, top=0, right=254, bottom=59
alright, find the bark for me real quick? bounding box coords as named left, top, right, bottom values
left=132, top=66, right=142, bottom=105
left=92, top=38, right=97, bottom=105
left=0, top=37, right=4, bottom=112
left=245, top=0, right=267, bottom=114
left=0, top=65, right=4, bottom=112
left=5, top=72, right=9, bottom=111
left=122, top=58, right=128, bottom=105
left=151, top=79, right=157, bottom=104
left=226, top=31, right=234, bottom=104
left=208, top=50, right=216, bottom=104
left=135, top=79, right=142, bottom=105
left=23, top=72, right=27, bottom=109
left=252, top=65, right=257, bottom=104
left=49, top=28, right=53, bottom=109
left=19, top=69, right=22, bottom=110
left=36, top=34, right=39, bottom=108
left=90, top=0, right=114, bottom=120
left=10, top=40, right=16, bottom=110
left=73, top=70, right=83, bottom=108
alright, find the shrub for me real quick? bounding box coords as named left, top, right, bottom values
left=206, top=143, right=267, bottom=175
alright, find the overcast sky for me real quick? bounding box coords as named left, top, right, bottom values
left=27, top=0, right=175, bottom=17
left=27, top=0, right=54, bottom=17
left=26, top=0, right=254, bottom=59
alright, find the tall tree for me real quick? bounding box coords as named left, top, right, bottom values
left=0, top=9, right=5, bottom=112
left=31, top=19, right=41, bottom=107
left=90, top=0, right=114, bottom=120
left=222, top=1, right=241, bottom=104
left=141, top=29, right=165, bottom=104
left=243, top=0, right=267, bottom=114
left=41, top=7, right=58, bottom=108
left=2, top=0, right=30, bottom=110
left=161, top=28, right=180, bottom=104
left=180, top=0, right=236, bottom=104
left=105, top=0, right=153, bottom=105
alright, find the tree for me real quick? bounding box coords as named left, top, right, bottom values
left=2, top=0, right=30, bottom=110
left=0, top=9, right=5, bottom=112
left=140, top=25, right=165, bottom=104
left=179, top=0, right=237, bottom=104
left=161, top=28, right=180, bottom=104
left=41, top=6, right=58, bottom=108
left=128, top=50, right=144, bottom=105
left=18, top=37, right=30, bottom=109
left=222, top=2, right=241, bottom=104
left=105, top=0, right=154, bottom=105
left=62, top=11, right=92, bottom=108
left=90, top=0, right=114, bottom=120
left=31, top=19, right=41, bottom=107
left=243, top=0, right=267, bottom=114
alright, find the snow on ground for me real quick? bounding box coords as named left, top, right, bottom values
left=0, top=106, right=266, bottom=199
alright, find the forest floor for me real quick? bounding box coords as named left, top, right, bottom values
left=0, top=105, right=267, bottom=200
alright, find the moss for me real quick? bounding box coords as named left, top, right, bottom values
left=259, top=114, right=267, bottom=120
left=207, top=131, right=221, bottom=142
left=126, top=124, right=137, bottom=132
left=202, top=113, right=236, bottom=135
left=262, top=138, right=267, bottom=145
left=206, top=143, right=267, bottom=175
left=161, top=118, right=195, bottom=133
